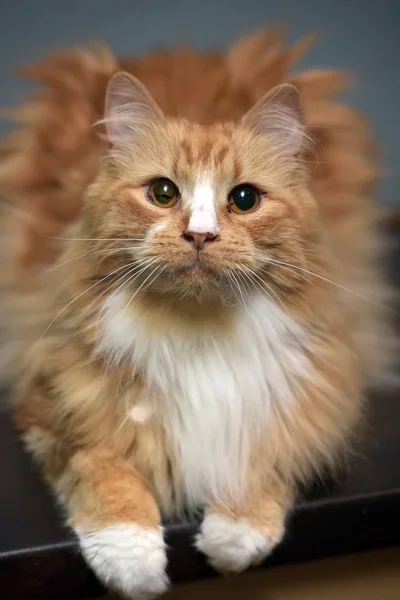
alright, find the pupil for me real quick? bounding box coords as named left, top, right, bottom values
left=156, top=180, right=174, bottom=203
left=235, top=186, right=256, bottom=210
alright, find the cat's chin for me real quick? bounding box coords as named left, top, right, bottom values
left=141, top=260, right=238, bottom=304
left=182, top=260, right=210, bottom=277
left=168, top=259, right=212, bottom=285
left=176, top=268, right=219, bottom=299
left=153, top=262, right=228, bottom=303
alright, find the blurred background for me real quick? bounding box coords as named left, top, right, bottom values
left=0, top=0, right=398, bottom=204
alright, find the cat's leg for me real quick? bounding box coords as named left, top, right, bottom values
left=196, top=478, right=290, bottom=573
left=22, top=425, right=168, bottom=599
left=15, top=366, right=170, bottom=599
left=197, top=375, right=361, bottom=573
left=69, top=447, right=169, bottom=599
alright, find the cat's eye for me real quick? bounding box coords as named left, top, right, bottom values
left=147, top=178, right=180, bottom=208
left=228, top=184, right=262, bottom=214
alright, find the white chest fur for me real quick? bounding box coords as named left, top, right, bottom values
left=96, top=292, right=310, bottom=510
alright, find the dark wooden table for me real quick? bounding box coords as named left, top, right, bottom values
left=1, top=222, right=400, bottom=600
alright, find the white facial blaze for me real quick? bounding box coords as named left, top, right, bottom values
left=187, top=180, right=219, bottom=235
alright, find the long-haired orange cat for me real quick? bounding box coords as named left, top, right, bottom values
left=0, top=30, right=392, bottom=598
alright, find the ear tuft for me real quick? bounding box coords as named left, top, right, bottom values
left=242, top=84, right=305, bottom=155
left=103, top=72, right=164, bottom=150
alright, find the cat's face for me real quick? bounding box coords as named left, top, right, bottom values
left=85, top=74, right=319, bottom=304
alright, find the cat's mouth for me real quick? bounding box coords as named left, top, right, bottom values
left=184, top=259, right=206, bottom=272
left=178, top=257, right=216, bottom=283
left=144, top=257, right=238, bottom=301
left=179, top=262, right=209, bottom=282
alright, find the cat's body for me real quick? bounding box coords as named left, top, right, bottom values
left=0, top=30, right=392, bottom=599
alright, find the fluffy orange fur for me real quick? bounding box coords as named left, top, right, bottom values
left=0, top=29, right=392, bottom=599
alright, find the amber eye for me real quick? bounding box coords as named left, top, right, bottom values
left=147, top=178, right=180, bottom=208
left=228, top=184, right=262, bottom=214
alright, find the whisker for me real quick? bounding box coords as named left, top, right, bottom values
left=80, top=261, right=146, bottom=320
left=258, top=257, right=395, bottom=313
left=113, top=413, right=131, bottom=438
left=45, top=246, right=134, bottom=272
left=227, top=274, right=245, bottom=308
left=245, top=266, right=288, bottom=313
left=226, top=269, right=247, bottom=309
left=246, top=262, right=310, bottom=312
left=234, top=267, right=253, bottom=298
left=243, top=269, right=277, bottom=307
left=94, top=261, right=157, bottom=340
left=31, top=262, right=144, bottom=354
left=240, top=266, right=292, bottom=318
left=123, top=264, right=165, bottom=314
left=93, top=259, right=158, bottom=333
left=132, top=264, right=168, bottom=304
left=45, top=236, right=146, bottom=242
left=107, top=260, right=158, bottom=312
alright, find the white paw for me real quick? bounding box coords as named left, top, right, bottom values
left=77, top=524, right=169, bottom=599
left=196, top=513, right=281, bottom=573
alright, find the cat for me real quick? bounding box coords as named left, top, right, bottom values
left=0, top=29, right=393, bottom=600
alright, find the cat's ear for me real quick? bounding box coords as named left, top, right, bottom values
left=242, top=84, right=305, bottom=155
left=104, top=72, right=164, bottom=150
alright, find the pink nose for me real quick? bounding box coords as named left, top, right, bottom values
left=183, top=230, right=218, bottom=251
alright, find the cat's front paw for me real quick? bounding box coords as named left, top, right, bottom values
left=77, top=524, right=169, bottom=599
left=196, top=513, right=283, bottom=573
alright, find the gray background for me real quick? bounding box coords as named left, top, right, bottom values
left=0, top=0, right=398, bottom=204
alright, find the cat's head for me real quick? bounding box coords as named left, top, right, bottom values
left=84, top=72, right=319, bottom=305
